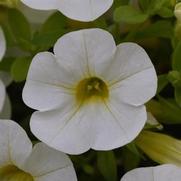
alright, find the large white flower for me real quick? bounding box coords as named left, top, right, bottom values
left=0, top=119, right=77, bottom=181
left=23, top=28, right=157, bottom=154
left=121, top=164, right=181, bottom=181
left=20, top=0, right=113, bottom=22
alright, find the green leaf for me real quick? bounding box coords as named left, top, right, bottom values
left=172, top=41, right=181, bottom=71
left=97, top=151, right=117, bottom=181
left=139, top=0, right=168, bottom=15
left=122, top=146, right=140, bottom=171
left=134, top=20, right=173, bottom=40
left=32, top=12, right=67, bottom=50
left=157, top=7, right=174, bottom=18
left=114, top=5, right=148, bottom=24
left=7, top=9, right=32, bottom=50
left=147, top=98, right=181, bottom=124
left=11, top=57, right=32, bottom=82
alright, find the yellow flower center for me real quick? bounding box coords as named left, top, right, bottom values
left=76, top=77, right=109, bottom=103
left=0, top=165, right=34, bottom=181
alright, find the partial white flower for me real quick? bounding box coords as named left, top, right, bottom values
left=0, top=27, right=6, bottom=61
left=121, top=164, right=181, bottom=181
left=0, top=119, right=77, bottom=181
left=20, top=0, right=113, bottom=22
left=23, top=28, right=157, bottom=154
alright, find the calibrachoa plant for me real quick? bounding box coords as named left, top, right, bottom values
left=22, top=28, right=157, bottom=154
left=1, top=0, right=181, bottom=181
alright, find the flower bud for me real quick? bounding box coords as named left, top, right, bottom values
left=136, top=131, right=181, bottom=166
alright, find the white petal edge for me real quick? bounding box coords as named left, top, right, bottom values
left=106, top=43, right=157, bottom=106
left=23, top=143, right=77, bottom=181
left=23, top=52, right=76, bottom=111
left=54, top=28, right=116, bottom=78
left=30, top=100, right=146, bottom=154
left=0, top=119, right=32, bottom=168
left=0, top=79, right=6, bottom=112
left=21, top=0, right=113, bottom=22
left=0, top=27, right=6, bottom=61
left=121, top=164, right=181, bottom=181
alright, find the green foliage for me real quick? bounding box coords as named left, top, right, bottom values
left=114, top=5, right=148, bottom=24
left=32, top=12, right=67, bottom=50
left=7, top=9, right=32, bottom=51
left=11, top=57, right=31, bottom=82
left=97, top=151, right=117, bottom=181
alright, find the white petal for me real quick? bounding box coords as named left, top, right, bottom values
left=30, top=98, right=146, bottom=154
left=0, top=27, right=6, bottom=61
left=0, top=79, right=5, bottom=112
left=54, top=28, right=116, bottom=78
left=121, top=164, right=181, bottom=181
left=30, top=102, right=94, bottom=155
left=23, top=143, right=77, bottom=181
left=107, top=43, right=157, bottom=106
left=23, top=52, right=76, bottom=111
left=92, top=100, right=146, bottom=150
left=21, top=0, right=113, bottom=22
left=0, top=119, right=32, bottom=167
left=0, top=94, right=11, bottom=119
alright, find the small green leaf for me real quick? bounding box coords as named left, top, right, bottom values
left=134, top=20, right=173, bottom=40
left=147, top=98, right=181, bottom=124
left=7, top=9, right=32, bottom=50
left=157, top=7, right=173, bottom=18
left=32, top=12, right=67, bottom=50
left=11, top=57, right=31, bottom=82
left=97, top=151, right=117, bottom=181
left=114, top=5, right=148, bottom=24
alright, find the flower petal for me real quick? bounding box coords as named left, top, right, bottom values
left=107, top=43, right=157, bottom=106
left=91, top=100, right=146, bottom=150
left=23, top=52, right=77, bottom=111
left=0, top=27, right=6, bottom=61
left=0, top=119, right=32, bottom=167
left=21, top=0, right=113, bottom=22
left=30, top=103, right=94, bottom=155
left=54, top=28, right=116, bottom=78
left=30, top=99, right=146, bottom=154
left=23, top=143, right=77, bottom=181
left=121, top=164, right=181, bottom=181
left=0, top=79, right=5, bottom=112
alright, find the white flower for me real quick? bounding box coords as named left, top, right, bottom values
left=20, top=0, right=113, bottom=22
left=0, top=119, right=77, bottom=181
left=121, top=164, right=181, bottom=181
left=23, top=28, right=157, bottom=154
